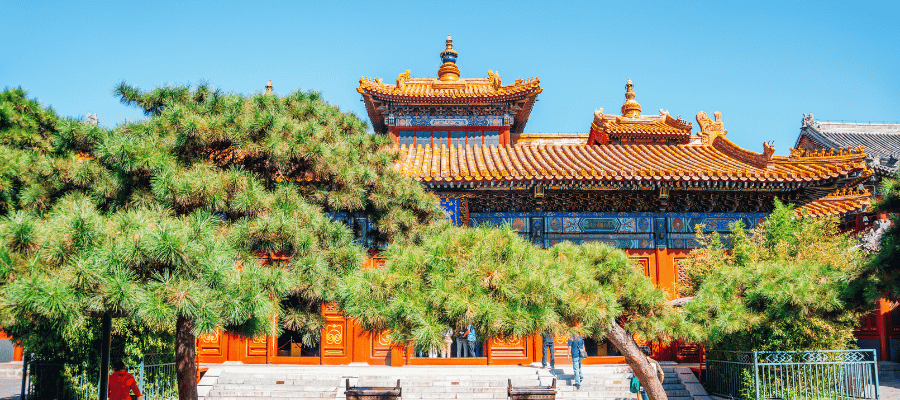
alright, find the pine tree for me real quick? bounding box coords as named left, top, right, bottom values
left=340, top=224, right=681, bottom=400
left=0, top=85, right=443, bottom=399
left=869, top=172, right=900, bottom=300
left=678, top=199, right=869, bottom=351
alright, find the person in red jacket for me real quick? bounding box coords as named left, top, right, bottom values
left=108, top=360, right=143, bottom=400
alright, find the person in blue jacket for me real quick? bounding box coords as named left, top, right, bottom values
left=567, top=330, right=587, bottom=388
left=465, top=324, right=478, bottom=357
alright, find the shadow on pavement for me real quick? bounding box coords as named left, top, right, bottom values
left=548, top=367, right=574, bottom=386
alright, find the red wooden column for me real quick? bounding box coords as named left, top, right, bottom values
left=877, top=298, right=893, bottom=361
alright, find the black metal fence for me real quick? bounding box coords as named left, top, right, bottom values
left=706, top=349, right=879, bottom=400
left=21, top=353, right=177, bottom=400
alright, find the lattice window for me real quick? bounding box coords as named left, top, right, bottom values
left=415, top=130, right=430, bottom=146
left=675, top=258, right=688, bottom=283
left=675, top=257, right=694, bottom=295
left=630, top=257, right=650, bottom=277
left=451, top=131, right=465, bottom=146
left=433, top=131, right=448, bottom=147
left=485, top=130, right=499, bottom=146
left=398, top=131, right=415, bottom=146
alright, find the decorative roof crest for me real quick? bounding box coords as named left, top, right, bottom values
left=488, top=70, right=501, bottom=89
left=802, top=113, right=819, bottom=129
left=265, top=80, right=273, bottom=95
left=790, top=145, right=866, bottom=158
left=621, top=79, right=642, bottom=117
left=763, top=141, right=775, bottom=161
left=438, top=35, right=460, bottom=82
left=397, top=70, right=410, bottom=89
left=696, top=111, right=726, bottom=145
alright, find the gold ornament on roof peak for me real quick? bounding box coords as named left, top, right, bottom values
left=265, top=79, right=273, bottom=95
left=621, top=78, right=641, bottom=117
left=438, top=35, right=460, bottom=82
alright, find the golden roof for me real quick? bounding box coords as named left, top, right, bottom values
left=358, top=74, right=541, bottom=101
left=796, top=186, right=871, bottom=217
left=357, top=36, right=541, bottom=101
left=589, top=80, right=693, bottom=144
left=393, top=136, right=866, bottom=185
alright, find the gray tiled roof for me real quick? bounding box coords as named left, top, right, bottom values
left=796, top=118, right=900, bottom=175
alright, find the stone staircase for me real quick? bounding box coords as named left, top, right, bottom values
left=200, top=364, right=702, bottom=400
left=659, top=366, right=693, bottom=400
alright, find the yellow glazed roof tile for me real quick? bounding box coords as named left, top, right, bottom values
left=796, top=187, right=871, bottom=217
left=393, top=138, right=866, bottom=185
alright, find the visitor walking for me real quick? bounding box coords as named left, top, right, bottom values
left=541, top=329, right=555, bottom=369
left=632, top=347, right=664, bottom=400
left=108, top=360, right=142, bottom=400
left=466, top=324, right=478, bottom=357
left=568, top=331, right=586, bottom=388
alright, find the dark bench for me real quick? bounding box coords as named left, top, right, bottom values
left=508, top=378, right=557, bottom=400
left=345, top=378, right=402, bottom=400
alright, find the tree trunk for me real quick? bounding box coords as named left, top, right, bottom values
left=175, top=315, right=198, bottom=400
left=605, top=321, right=667, bottom=400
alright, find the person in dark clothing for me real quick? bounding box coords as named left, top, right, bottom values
left=455, top=329, right=467, bottom=357
left=541, top=329, right=555, bottom=369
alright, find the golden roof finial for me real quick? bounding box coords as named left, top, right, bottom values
left=438, top=35, right=460, bottom=82
left=622, top=78, right=641, bottom=117
left=265, top=79, right=273, bottom=95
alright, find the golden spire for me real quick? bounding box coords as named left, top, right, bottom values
left=265, top=79, right=273, bottom=95
left=437, top=35, right=461, bottom=81
left=621, top=78, right=642, bottom=117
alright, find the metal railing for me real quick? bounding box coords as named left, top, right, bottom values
left=21, top=353, right=177, bottom=400
left=706, top=350, right=879, bottom=400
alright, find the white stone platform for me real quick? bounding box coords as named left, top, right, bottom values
left=198, top=363, right=705, bottom=400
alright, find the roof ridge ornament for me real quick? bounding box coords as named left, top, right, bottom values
left=696, top=111, right=727, bottom=145
left=621, top=78, right=642, bottom=117
left=488, top=70, right=501, bottom=89
left=265, top=79, right=273, bottom=95
left=802, top=113, right=819, bottom=129
left=438, top=35, right=461, bottom=81
left=397, top=70, right=410, bottom=89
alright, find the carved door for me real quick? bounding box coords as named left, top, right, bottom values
left=321, top=302, right=352, bottom=364
left=366, top=330, right=393, bottom=365
left=227, top=333, right=268, bottom=364
left=197, top=330, right=228, bottom=363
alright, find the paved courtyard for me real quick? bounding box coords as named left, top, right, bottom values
left=881, top=363, right=900, bottom=400
left=1, top=362, right=897, bottom=400
left=0, top=378, right=20, bottom=400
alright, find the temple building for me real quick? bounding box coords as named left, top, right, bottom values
left=194, top=37, right=875, bottom=366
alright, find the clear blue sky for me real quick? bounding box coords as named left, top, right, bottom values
left=3, top=1, right=897, bottom=155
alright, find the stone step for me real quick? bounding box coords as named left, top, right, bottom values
left=202, top=365, right=701, bottom=400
